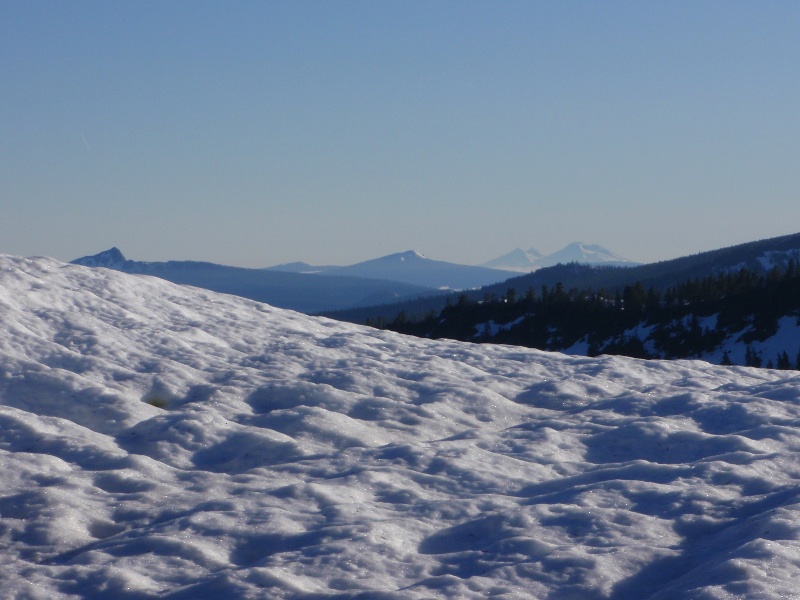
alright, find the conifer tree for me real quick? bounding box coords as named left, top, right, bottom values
left=745, top=344, right=762, bottom=368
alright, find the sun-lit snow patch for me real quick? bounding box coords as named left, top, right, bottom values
left=3, top=254, right=800, bottom=598
left=757, top=249, right=800, bottom=271
left=701, top=315, right=800, bottom=367
left=561, top=336, right=590, bottom=355
left=473, top=316, right=526, bottom=338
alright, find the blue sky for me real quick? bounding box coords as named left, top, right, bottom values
left=3, top=1, right=799, bottom=268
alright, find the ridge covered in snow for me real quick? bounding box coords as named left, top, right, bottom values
left=3, top=254, right=800, bottom=598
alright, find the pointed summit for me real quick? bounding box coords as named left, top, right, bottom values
left=481, top=248, right=544, bottom=272
left=323, top=251, right=509, bottom=289
left=71, top=247, right=128, bottom=269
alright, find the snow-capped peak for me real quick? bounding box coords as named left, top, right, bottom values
left=545, top=241, right=627, bottom=263
left=484, top=242, right=636, bottom=272
left=390, top=250, right=427, bottom=262
left=481, top=247, right=544, bottom=272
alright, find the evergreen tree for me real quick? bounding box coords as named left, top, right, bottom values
left=623, top=282, right=647, bottom=314
left=646, top=286, right=661, bottom=312
left=745, top=344, right=762, bottom=368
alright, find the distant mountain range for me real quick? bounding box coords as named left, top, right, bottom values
left=70, top=232, right=800, bottom=370
left=71, top=248, right=438, bottom=314
left=326, top=231, right=800, bottom=324
left=481, top=242, right=636, bottom=272
left=267, top=250, right=512, bottom=289
left=71, top=243, right=635, bottom=314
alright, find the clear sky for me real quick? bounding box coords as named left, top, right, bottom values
left=3, top=1, right=799, bottom=268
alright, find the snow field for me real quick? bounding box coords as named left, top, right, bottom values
left=2, top=255, right=800, bottom=598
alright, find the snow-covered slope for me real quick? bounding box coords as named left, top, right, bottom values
left=484, top=242, right=636, bottom=272
left=3, top=254, right=800, bottom=598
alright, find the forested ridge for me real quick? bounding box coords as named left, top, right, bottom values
left=377, top=261, right=800, bottom=369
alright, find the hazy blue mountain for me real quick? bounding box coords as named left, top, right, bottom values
left=71, top=249, right=438, bottom=314
left=264, top=251, right=514, bottom=289
left=535, top=242, right=636, bottom=269
left=72, top=246, right=127, bottom=269
left=481, top=247, right=544, bottom=272
left=483, top=242, right=636, bottom=272
left=263, top=261, right=334, bottom=273
left=307, top=250, right=513, bottom=290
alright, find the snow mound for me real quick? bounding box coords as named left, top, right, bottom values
left=2, top=254, right=800, bottom=598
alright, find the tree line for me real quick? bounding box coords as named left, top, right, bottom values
left=371, top=261, right=800, bottom=369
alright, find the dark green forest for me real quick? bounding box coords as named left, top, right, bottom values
left=374, top=261, right=800, bottom=369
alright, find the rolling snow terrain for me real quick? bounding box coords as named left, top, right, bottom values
left=3, top=254, right=800, bottom=598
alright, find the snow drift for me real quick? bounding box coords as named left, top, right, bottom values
left=2, top=254, right=800, bottom=599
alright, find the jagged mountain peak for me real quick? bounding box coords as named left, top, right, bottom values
left=72, top=247, right=128, bottom=268
left=525, top=247, right=544, bottom=258
left=481, top=248, right=544, bottom=273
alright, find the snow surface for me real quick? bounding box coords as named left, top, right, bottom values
left=3, top=254, right=800, bottom=599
